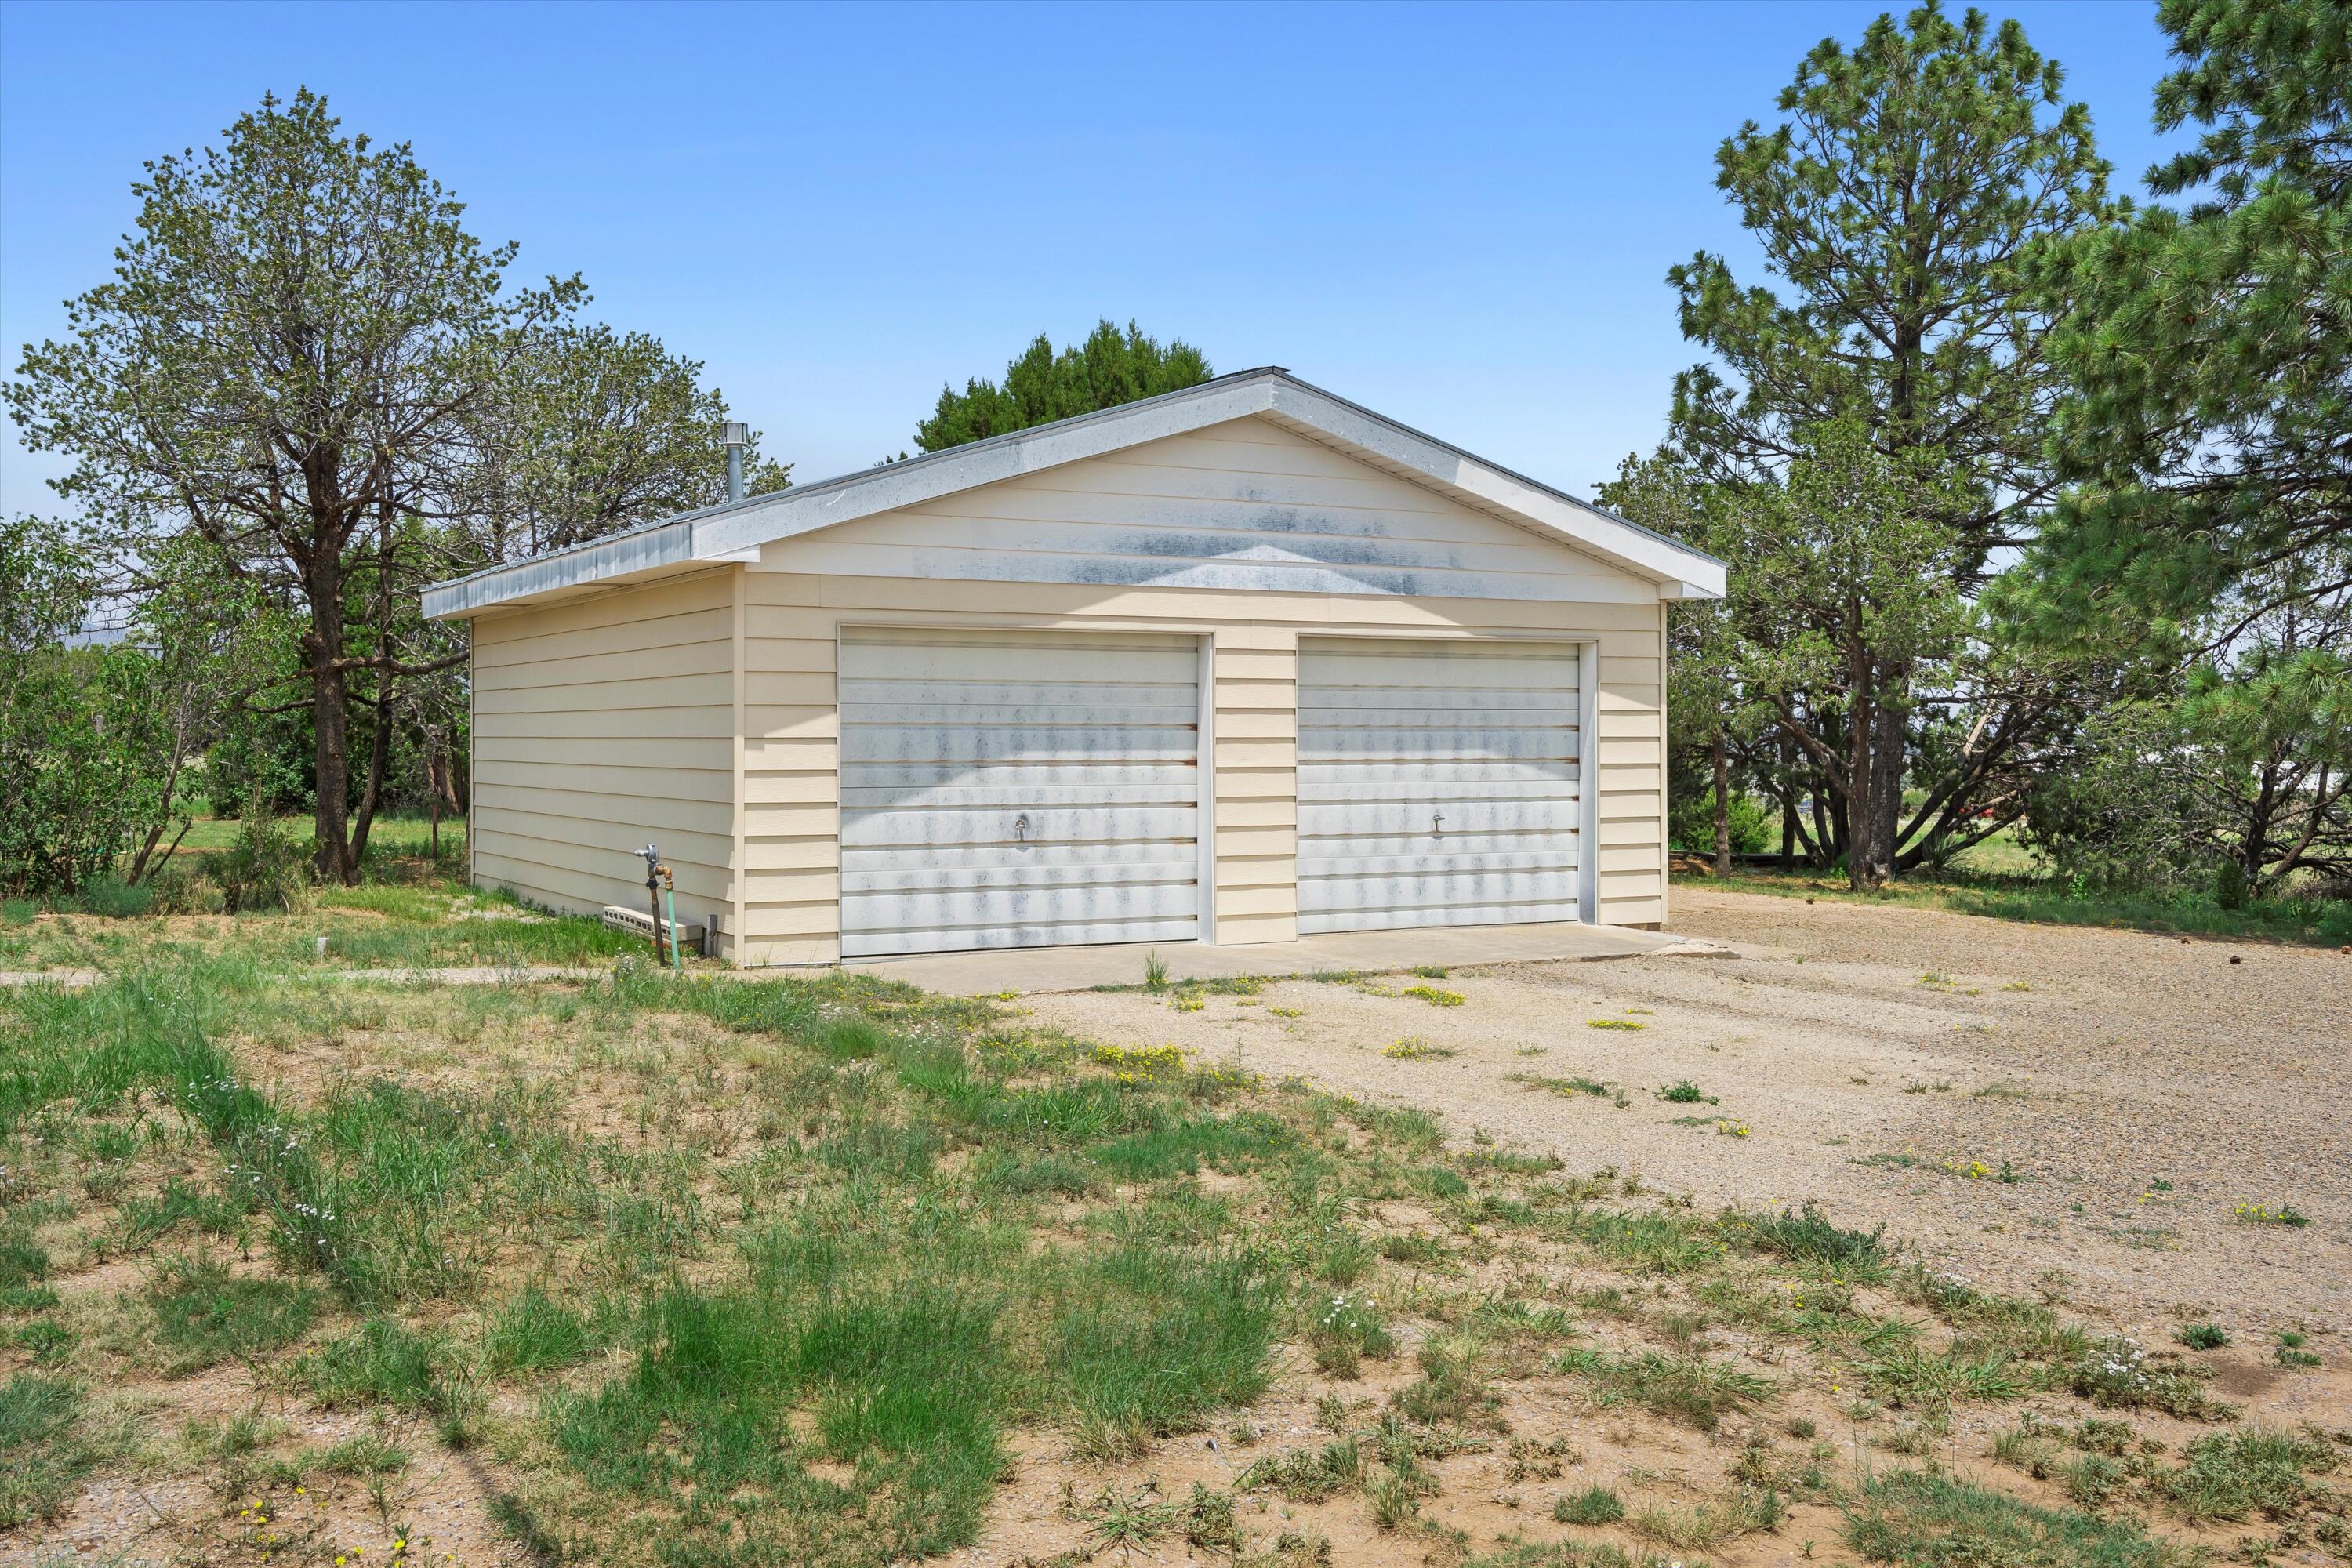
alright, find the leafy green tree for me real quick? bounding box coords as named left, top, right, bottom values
left=5, top=89, right=581, bottom=884
left=119, top=535, right=281, bottom=883
left=2178, top=600, right=2352, bottom=889
left=2, top=519, right=108, bottom=893
left=914, top=320, right=1211, bottom=452
left=1, top=521, right=158, bottom=894
left=1612, top=422, right=2101, bottom=886
left=1731, top=423, right=1973, bottom=891
left=2025, top=598, right=2352, bottom=895
left=1667, top=2, right=2116, bottom=880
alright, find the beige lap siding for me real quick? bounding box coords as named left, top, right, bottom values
left=467, top=571, right=737, bottom=948
left=732, top=575, right=1665, bottom=964
left=1211, top=630, right=1300, bottom=944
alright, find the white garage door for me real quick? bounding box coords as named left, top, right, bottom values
left=1298, top=638, right=1584, bottom=934
left=838, top=627, right=1203, bottom=957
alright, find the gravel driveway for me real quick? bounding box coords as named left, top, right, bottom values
left=1024, top=887, right=2352, bottom=1345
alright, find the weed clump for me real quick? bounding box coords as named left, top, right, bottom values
left=2158, top=1426, right=2335, bottom=1523
left=1308, top=1290, right=1396, bottom=1377
left=1392, top=1333, right=1504, bottom=1428
left=1240, top=1438, right=1365, bottom=1503
left=1555, top=1483, right=1625, bottom=1525
left=1723, top=1200, right=1888, bottom=1276
left=2065, top=1338, right=2234, bottom=1421
left=1555, top=1347, right=1772, bottom=1432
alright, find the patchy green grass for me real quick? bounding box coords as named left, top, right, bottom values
left=1555, top=1347, right=1771, bottom=1432
left=146, top=1254, right=321, bottom=1372
left=0, top=1374, right=124, bottom=1530
left=1722, top=1201, right=1888, bottom=1277
left=0, top=827, right=649, bottom=975
left=2, top=862, right=2340, bottom=1566
left=1847, top=1468, right=2207, bottom=1566
left=1553, top=1483, right=1625, bottom=1525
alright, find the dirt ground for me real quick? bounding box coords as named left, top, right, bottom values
left=1026, top=887, right=2352, bottom=1344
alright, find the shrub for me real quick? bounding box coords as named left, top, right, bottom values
left=1669, top=786, right=1773, bottom=855
left=212, top=790, right=308, bottom=913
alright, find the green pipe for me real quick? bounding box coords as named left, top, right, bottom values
left=664, top=883, right=684, bottom=975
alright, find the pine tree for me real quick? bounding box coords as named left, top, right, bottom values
left=1666, top=2, right=2114, bottom=882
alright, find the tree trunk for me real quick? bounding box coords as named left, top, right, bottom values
left=1866, top=662, right=1907, bottom=887
left=1846, top=644, right=1876, bottom=892
left=2238, top=760, right=2281, bottom=884
left=126, top=750, right=187, bottom=885
left=307, top=550, right=352, bottom=884
left=343, top=513, right=402, bottom=882
left=1711, top=728, right=1733, bottom=877
left=348, top=684, right=391, bottom=877
left=1779, top=735, right=1798, bottom=866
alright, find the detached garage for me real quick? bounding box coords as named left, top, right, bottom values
left=422, top=368, right=1726, bottom=966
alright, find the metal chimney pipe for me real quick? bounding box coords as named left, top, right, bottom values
left=722, top=421, right=749, bottom=503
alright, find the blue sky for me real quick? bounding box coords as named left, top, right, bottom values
left=2, top=1, right=2183, bottom=516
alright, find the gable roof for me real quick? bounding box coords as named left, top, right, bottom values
left=421, top=367, right=1726, bottom=619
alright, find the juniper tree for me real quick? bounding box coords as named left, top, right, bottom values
left=916, top=320, right=1211, bottom=452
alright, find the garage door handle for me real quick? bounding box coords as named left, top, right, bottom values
left=1014, top=813, right=1030, bottom=844
left=1432, top=811, right=1445, bottom=837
